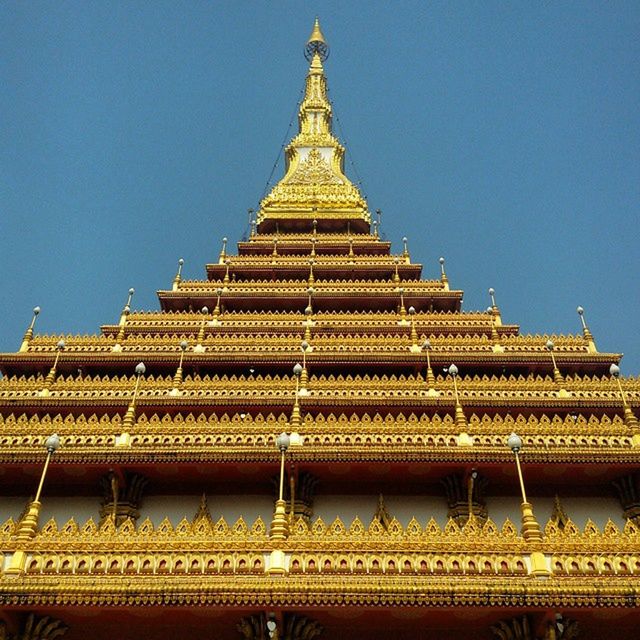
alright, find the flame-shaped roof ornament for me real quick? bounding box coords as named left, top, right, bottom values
left=304, top=17, right=329, bottom=61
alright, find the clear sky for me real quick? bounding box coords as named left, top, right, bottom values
left=1, top=2, right=638, bottom=372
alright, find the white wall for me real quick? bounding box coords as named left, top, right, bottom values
left=0, top=493, right=626, bottom=531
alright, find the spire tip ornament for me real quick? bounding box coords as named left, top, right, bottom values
left=305, top=17, right=329, bottom=61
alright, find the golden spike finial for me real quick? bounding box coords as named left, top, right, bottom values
left=170, top=340, right=189, bottom=394
left=218, top=237, right=228, bottom=264
left=439, top=257, right=449, bottom=291
left=172, top=258, right=184, bottom=291
left=20, top=306, right=41, bottom=352
left=116, top=362, right=146, bottom=447
left=577, top=305, right=597, bottom=352
left=305, top=17, right=329, bottom=62
left=397, top=287, right=409, bottom=326
left=448, top=364, right=473, bottom=446
left=545, top=340, right=570, bottom=396
left=113, top=288, right=135, bottom=351
left=421, top=339, right=439, bottom=397
left=610, top=363, right=639, bottom=433
left=40, top=339, right=65, bottom=394
left=507, top=433, right=550, bottom=577
left=402, top=236, right=410, bottom=262
left=408, top=306, right=421, bottom=353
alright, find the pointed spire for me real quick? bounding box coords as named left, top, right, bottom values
left=258, top=20, right=369, bottom=230
left=545, top=340, right=570, bottom=396
left=397, top=287, right=409, bottom=326
left=610, top=364, right=639, bottom=432
left=117, top=362, right=146, bottom=447
left=408, top=306, right=421, bottom=353
left=170, top=340, right=188, bottom=394
left=20, top=306, right=41, bottom=352
left=299, top=340, right=310, bottom=396
left=488, top=288, right=504, bottom=353
left=305, top=17, right=329, bottom=62
left=218, top=237, right=228, bottom=264
left=41, top=340, right=65, bottom=393
left=194, top=306, right=210, bottom=352
left=113, top=288, right=135, bottom=351
left=402, top=237, right=410, bottom=262
left=290, top=364, right=303, bottom=430
left=421, top=339, right=439, bottom=397
left=448, top=364, right=473, bottom=446
left=577, top=305, right=597, bottom=353
left=172, top=258, right=184, bottom=291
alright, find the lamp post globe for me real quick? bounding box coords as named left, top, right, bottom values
left=507, top=432, right=523, bottom=454
left=45, top=433, right=61, bottom=454
left=276, top=432, right=290, bottom=452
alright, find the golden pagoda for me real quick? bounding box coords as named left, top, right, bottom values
left=1, top=20, right=640, bottom=640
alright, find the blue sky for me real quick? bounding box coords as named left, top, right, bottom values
left=1, top=2, right=639, bottom=372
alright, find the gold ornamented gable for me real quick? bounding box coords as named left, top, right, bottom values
left=288, top=148, right=343, bottom=185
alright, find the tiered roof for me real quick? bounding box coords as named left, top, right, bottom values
left=1, top=18, right=639, bottom=640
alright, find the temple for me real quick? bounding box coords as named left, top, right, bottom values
left=1, top=19, right=639, bottom=640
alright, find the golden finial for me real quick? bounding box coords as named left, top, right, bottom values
left=448, top=364, right=472, bottom=446
left=172, top=258, right=184, bottom=291
left=439, top=257, right=449, bottom=291
left=304, top=287, right=315, bottom=342
left=402, top=237, right=410, bottom=262
left=222, top=259, right=230, bottom=291
left=5, top=433, right=61, bottom=574
left=113, top=288, right=135, bottom=351
left=290, top=364, right=303, bottom=430
left=41, top=339, right=65, bottom=393
left=488, top=288, right=504, bottom=353
left=194, top=306, right=210, bottom=352
left=545, top=340, right=569, bottom=395
left=408, top=307, right=421, bottom=353
left=577, top=305, right=597, bottom=353
left=397, top=287, right=409, bottom=326
left=20, top=306, right=41, bottom=352
left=218, top=238, right=228, bottom=264
left=610, top=364, right=639, bottom=434
left=393, top=257, right=401, bottom=286
left=212, top=287, right=223, bottom=324
left=299, top=341, right=310, bottom=396
left=170, top=340, right=189, bottom=394
left=421, top=339, right=439, bottom=397
left=305, top=17, right=329, bottom=61
left=117, top=362, right=146, bottom=447
left=507, top=433, right=550, bottom=577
